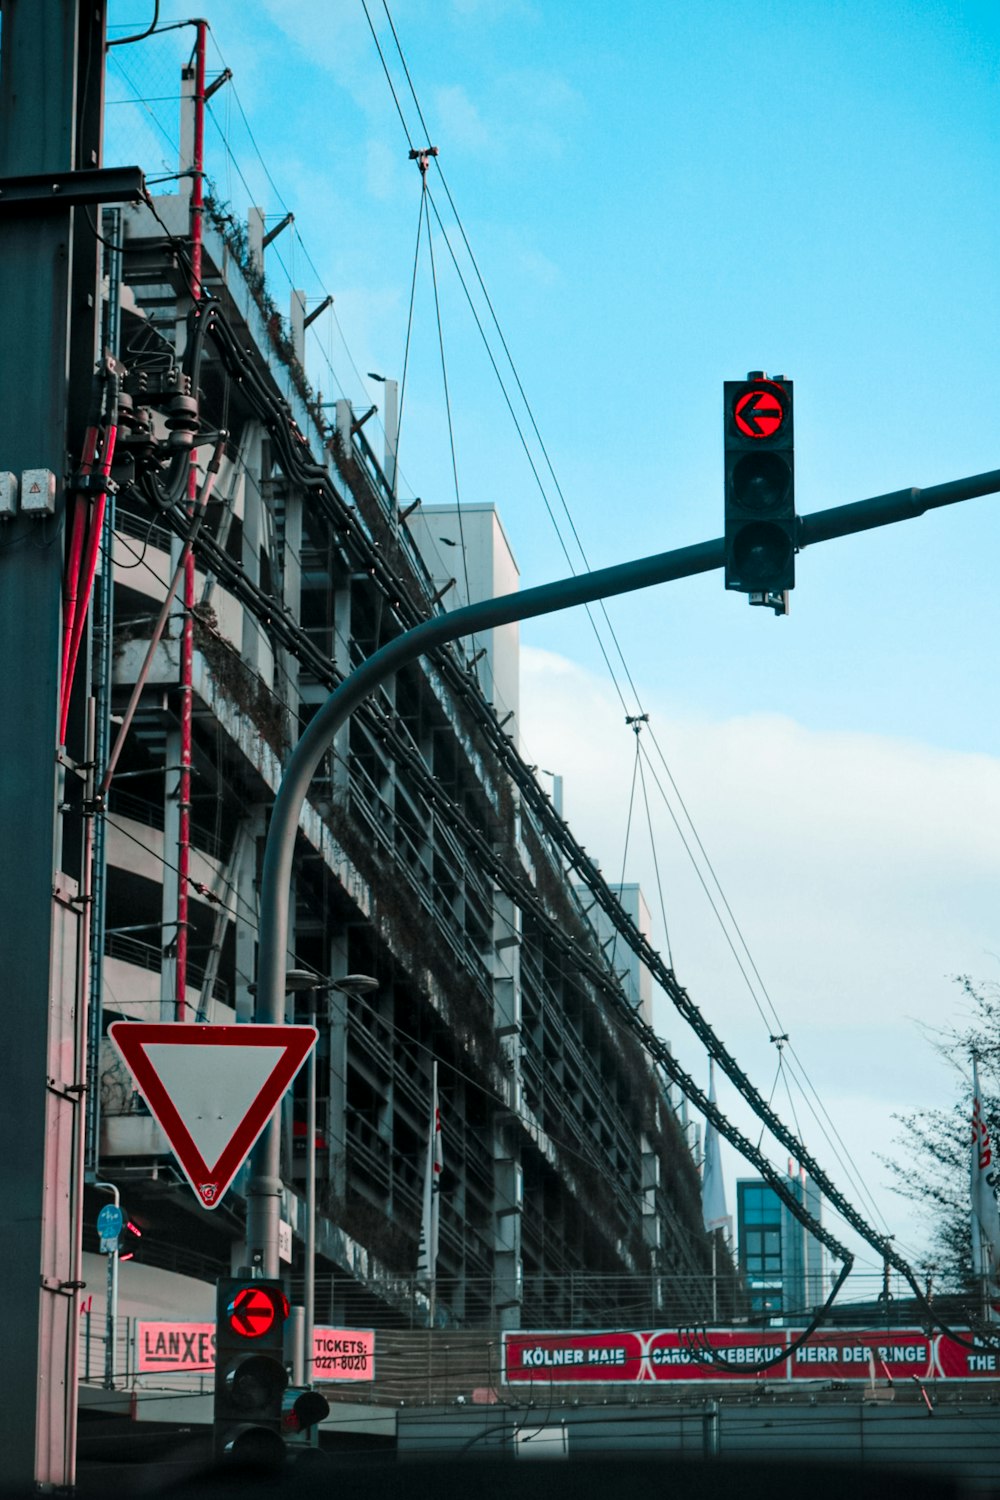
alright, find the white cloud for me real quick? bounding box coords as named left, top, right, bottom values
left=519, top=644, right=1000, bottom=1269
left=433, top=84, right=491, bottom=154
left=365, top=137, right=405, bottom=202
left=451, top=0, right=536, bottom=19
left=434, top=68, right=583, bottom=167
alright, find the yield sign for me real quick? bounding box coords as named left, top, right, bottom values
left=109, top=1023, right=318, bottom=1210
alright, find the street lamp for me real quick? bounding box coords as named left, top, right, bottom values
left=283, top=968, right=377, bottom=1385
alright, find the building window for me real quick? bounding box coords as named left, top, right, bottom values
left=744, top=1227, right=781, bottom=1275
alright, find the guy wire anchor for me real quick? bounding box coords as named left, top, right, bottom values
left=409, top=145, right=439, bottom=176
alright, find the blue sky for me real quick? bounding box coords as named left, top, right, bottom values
left=106, top=0, right=1000, bottom=1287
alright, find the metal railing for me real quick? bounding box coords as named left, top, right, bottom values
left=103, top=931, right=230, bottom=1008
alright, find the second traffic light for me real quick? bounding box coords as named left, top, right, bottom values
left=724, top=373, right=795, bottom=600
left=213, top=1278, right=290, bottom=1469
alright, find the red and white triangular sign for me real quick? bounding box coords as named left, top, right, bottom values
left=109, top=1022, right=318, bottom=1210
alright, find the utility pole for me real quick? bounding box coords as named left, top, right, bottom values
left=0, top=3, right=109, bottom=1487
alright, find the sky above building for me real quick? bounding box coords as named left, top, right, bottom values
left=105, top=0, right=1000, bottom=1292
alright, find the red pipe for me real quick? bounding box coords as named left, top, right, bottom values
left=175, top=22, right=207, bottom=1022
left=60, top=497, right=89, bottom=727
left=59, top=424, right=117, bottom=745
left=58, top=424, right=100, bottom=739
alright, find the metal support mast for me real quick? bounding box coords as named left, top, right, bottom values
left=0, top=2, right=107, bottom=1487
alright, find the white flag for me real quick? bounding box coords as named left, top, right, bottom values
left=702, top=1059, right=729, bottom=1232
left=417, top=1062, right=443, bottom=1280
left=970, top=1056, right=1000, bottom=1311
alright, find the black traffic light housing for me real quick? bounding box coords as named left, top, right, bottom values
left=724, top=372, right=795, bottom=604
left=282, top=1386, right=331, bottom=1452
left=213, top=1278, right=290, bottom=1469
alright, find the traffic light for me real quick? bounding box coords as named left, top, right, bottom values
left=118, top=1217, right=142, bottom=1262
left=213, top=1278, right=290, bottom=1469
left=281, top=1386, right=331, bottom=1453
left=724, top=372, right=795, bottom=604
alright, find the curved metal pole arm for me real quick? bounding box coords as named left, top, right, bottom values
left=246, top=535, right=721, bottom=1270
left=245, top=464, right=1000, bottom=1274
left=255, top=534, right=724, bottom=1028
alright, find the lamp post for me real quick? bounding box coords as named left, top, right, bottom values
left=283, top=968, right=377, bottom=1385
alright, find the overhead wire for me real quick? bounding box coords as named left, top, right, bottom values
left=395, top=186, right=426, bottom=504
left=421, top=166, right=474, bottom=625
left=606, top=725, right=641, bottom=988
left=365, top=0, right=877, bottom=1221
left=364, top=0, right=809, bottom=1100
left=99, top=806, right=686, bottom=1253
left=88, top=26, right=962, bottom=1370
left=126, top=292, right=881, bottom=1297
left=633, top=727, right=674, bottom=971
left=105, top=45, right=181, bottom=165
left=629, top=730, right=888, bottom=1235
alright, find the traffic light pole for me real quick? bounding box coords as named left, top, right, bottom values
left=247, top=462, right=1000, bottom=1274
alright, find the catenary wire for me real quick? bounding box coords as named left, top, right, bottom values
left=365, top=0, right=870, bottom=1202
left=107, top=58, right=917, bottom=1308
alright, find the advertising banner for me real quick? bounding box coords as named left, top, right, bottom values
left=138, top=1321, right=216, bottom=1373
left=502, top=1328, right=998, bottom=1385
left=788, top=1330, right=934, bottom=1381
left=647, top=1329, right=787, bottom=1381
left=505, top=1330, right=645, bottom=1382
left=136, top=1320, right=374, bottom=1379
left=933, top=1335, right=1000, bottom=1379
left=311, top=1328, right=375, bottom=1380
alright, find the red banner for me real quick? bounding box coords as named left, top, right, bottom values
left=788, top=1330, right=933, bottom=1381
left=136, top=1320, right=374, bottom=1378
left=933, top=1335, right=1000, bottom=1379
left=503, top=1330, right=786, bottom=1384
left=138, top=1321, right=215, bottom=1372
left=647, top=1330, right=787, bottom=1381
left=504, top=1330, right=645, bottom=1382
left=502, top=1328, right=997, bottom=1384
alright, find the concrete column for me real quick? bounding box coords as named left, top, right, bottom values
left=290, top=289, right=306, bottom=366
left=179, top=64, right=196, bottom=197
left=247, top=206, right=265, bottom=278
left=334, top=399, right=353, bottom=459
left=280, top=485, right=303, bottom=727
left=383, top=378, right=398, bottom=496
left=234, top=808, right=266, bottom=1022
left=331, top=579, right=352, bottom=803
left=492, top=889, right=523, bottom=1327
left=240, top=422, right=265, bottom=676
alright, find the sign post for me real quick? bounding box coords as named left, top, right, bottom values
left=94, top=1187, right=122, bottom=1391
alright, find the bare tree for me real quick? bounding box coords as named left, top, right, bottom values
left=882, top=977, right=1000, bottom=1292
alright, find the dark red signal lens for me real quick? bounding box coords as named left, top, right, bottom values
left=730, top=451, right=792, bottom=513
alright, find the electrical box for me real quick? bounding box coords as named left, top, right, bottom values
left=0, top=472, right=17, bottom=518
left=20, top=468, right=56, bottom=516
